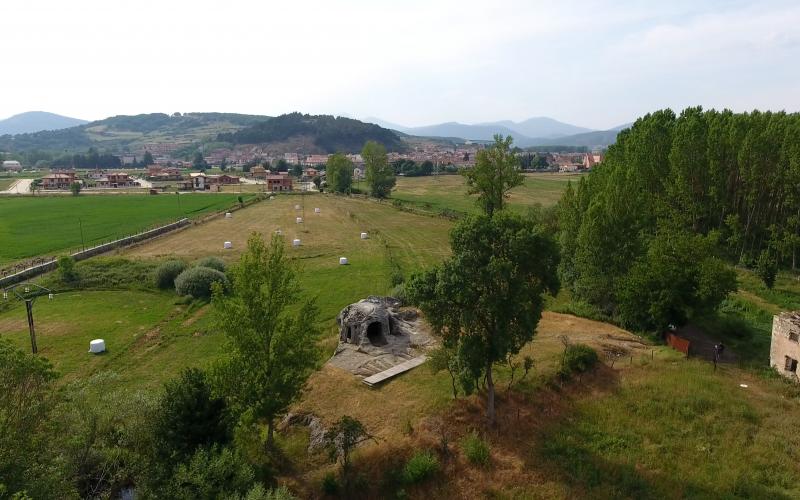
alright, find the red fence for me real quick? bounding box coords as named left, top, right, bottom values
left=666, top=332, right=691, bottom=355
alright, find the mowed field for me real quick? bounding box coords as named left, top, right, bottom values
left=0, top=194, right=252, bottom=265
left=389, top=172, right=583, bottom=215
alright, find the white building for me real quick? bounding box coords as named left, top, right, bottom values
left=2, top=160, right=22, bottom=171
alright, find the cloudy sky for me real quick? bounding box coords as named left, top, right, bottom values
left=2, top=0, right=798, bottom=130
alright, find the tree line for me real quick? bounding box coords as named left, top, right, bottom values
left=558, top=107, right=800, bottom=331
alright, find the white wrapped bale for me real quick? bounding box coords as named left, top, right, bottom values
left=296, top=217, right=303, bottom=224
left=314, top=207, right=321, bottom=213
left=225, top=212, right=232, bottom=218
left=223, top=241, right=233, bottom=249
left=339, top=257, right=349, bottom=265
left=89, top=339, right=106, bottom=354
left=293, top=239, right=301, bottom=247
left=360, top=232, right=369, bottom=240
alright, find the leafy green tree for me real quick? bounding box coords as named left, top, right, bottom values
left=153, top=368, right=230, bottom=462
left=325, top=153, right=353, bottom=193
left=70, top=181, right=81, bottom=196
left=274, top=159, right=288, bottom=172
left=164, top=446, right=255, bottom=500
left=756, top=250, right=778, bottom=289
left=0, top=339, right=67, bottom=498
left=463, top=135, right=523, bottom=217
left=57, top=255, right=78, bottom=284
left=615, top=229, right=737, bottom=331
left=407, top=212, right=559, bottom=424
left=324, top=416, right=376, bottom=479
left=291, top=164, right=302, bottom=178
left=143, top=151, right=155, bottom=166
left=192, top=152, right=208, bottom=171
left=212, top=233, right=320, bottom=449
left=362, top=141, right=395, bottom=198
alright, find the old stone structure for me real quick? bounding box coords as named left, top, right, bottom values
left=770, top=311, right=800, bottom=380
left=331, top=296, right=433, bottom=376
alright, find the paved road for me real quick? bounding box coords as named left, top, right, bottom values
left=1, top=178, right=33, bottom=194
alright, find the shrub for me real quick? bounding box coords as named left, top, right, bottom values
left=389, top=283, right=407, bottom=304
left=57, top=256, right=78, bottom=284
left=321, top=471, right=339, bottom=495
left=196, top=256, right=226, bottom=273
left=460, top=431, right=490, bottom=466
left=756, top=250, right=777, bottom=289
left=402, top=450, right=439, bottom=484
left=175, top=267, right=229, bottom=299
left=390, top=269, right=405, bottom=287
left=165, top=446, right=254, bottom=499
left=154, top=260, right=187, bottom=289
left=558, top=343, right=599, bottom=379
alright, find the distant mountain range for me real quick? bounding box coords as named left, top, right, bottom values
left=0, top=111, right=88, bottom=135
left=364, top=116, right=628, bottom=148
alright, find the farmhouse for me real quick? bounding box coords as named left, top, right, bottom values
left=41, top=171, right=76, bottom=189
left=265, top=174, right=293, bottom=192
left=206, top=174, right=240, bottom=185
left=147, top=166, right=183, bottom=181
left=250, top=165, right=268, bottom=180
left=771, top=311, right=800, bottom=380
left=190, top=172, right=207, bottom=190
left=97, top=172, right=136, bottom=188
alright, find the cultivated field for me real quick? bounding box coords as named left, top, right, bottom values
left=0, top=193, right=253, bottom=265
left=389, top=172, right=582, bottom=215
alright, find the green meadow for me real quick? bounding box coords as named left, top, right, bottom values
left=0, top=194, right=253, bottom=265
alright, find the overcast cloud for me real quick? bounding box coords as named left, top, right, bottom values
left=1, top=0, right=798, bottom=129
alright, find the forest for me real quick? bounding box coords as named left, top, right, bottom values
left=558, top=107, right=800, bottom=330
left=218, top=113, right=405, bottom=153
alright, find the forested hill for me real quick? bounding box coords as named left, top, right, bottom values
left=558, top=107, right=800, bottom=332
left=217, top=113, right=406, bottom=153
left=0, top=112, right=271, bottom=153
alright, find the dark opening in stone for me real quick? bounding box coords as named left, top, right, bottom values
left=366, top=322, right=387, bottom=346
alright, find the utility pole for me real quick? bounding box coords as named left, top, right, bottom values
left=3, top=283, right=54, bottom=354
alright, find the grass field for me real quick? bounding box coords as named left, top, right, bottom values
left=388, top=172, right=582, bottom=215
left=1, top=191, right=798, bottom=497
left=0, top=194, right=253, bottom=265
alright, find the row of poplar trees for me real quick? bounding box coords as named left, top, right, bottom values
left=558, top=107, right=800, bottom=331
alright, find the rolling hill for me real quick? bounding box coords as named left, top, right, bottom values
left=0, top=111, right=88, bottom=135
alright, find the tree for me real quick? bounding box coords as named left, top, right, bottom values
left=407, top=212, right=559, bottom=424
left=0, top=338, right=63, bottom=498
left=152, top=368, right=230, bottom=463
left=362, top=141, right=395, bottom=198
left=291, top=164, right=303, bottom=178
left=463, top=135, right=523, bottom=217
left=274, top=159, right=288, bottom=172
left=325, top=153, right=353, bottom=194
left=324, top=416, right=376, bottom=480
left=192, top=152, right=208, bottom=171
left=212, top=233, right=320, bottom=449
left=143, top=151, right=155, bottom=167
left=756, top=250, right=778, bottom=289
left=70, top=181, right=81, bottom=196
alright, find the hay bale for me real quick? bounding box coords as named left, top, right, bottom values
left=293, top=239, right=301, bottom=247
left=89, top=339, right=106, bottom=354
left=339, top=257, right=349, bottom=265
left=360, top=232, right=369, bottom=239
left=223, top=241, right=233, bottom=249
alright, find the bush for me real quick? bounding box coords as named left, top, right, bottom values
left=402, top=450, right=439, bottom=484
left=57, top=256, right=78, bottom=284
left=460, top=431, right=490, bottom=466
left=175, top=267, right=229, bottom=299
left=196, top=256, right=226, bottom=273
left=165, top=446, right=254, bottom=499
left=558, top=343, right=599, bottom=379
left=756, top=250, right=777, bottom=289
left=154, top=260, right=187, bottom=289
left=389, top=283, right=407, bottom=304
left=321, top=471, right=339, bottom=495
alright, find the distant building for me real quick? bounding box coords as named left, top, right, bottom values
left=206, top=174, right=240, bottom=186
left=771, top=311, right=800, bottom=380
left=284, top=153, right=300, bottom=165
left=96, top=172, right=136, bottom=188
left=303, top=155, right=328, bottom=167
left=265, top=174, right=293, bottom=192
left=41, top=172, right=76, bottom=190
left=190, top=172, right=207, bottom=190
left=583, top=153, right=603, bottom=169
left=250, top=166, right=268, bottom=180
left=2, top=160, right=22, bottom=171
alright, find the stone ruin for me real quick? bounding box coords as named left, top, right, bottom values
left=330, top=296, right=433, bottom=377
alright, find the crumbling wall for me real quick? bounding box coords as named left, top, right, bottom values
left=770, top=312, right=800, bottom=380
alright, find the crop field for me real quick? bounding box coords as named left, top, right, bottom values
left=389, top=172, right=583, bottom=215
left=0, top=193, right=253, bottom=265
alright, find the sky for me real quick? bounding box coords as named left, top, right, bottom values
left=1, top=0, right=798, bottom=130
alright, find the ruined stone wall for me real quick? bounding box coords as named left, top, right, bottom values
left=770, top=312, right=800, bottom=380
